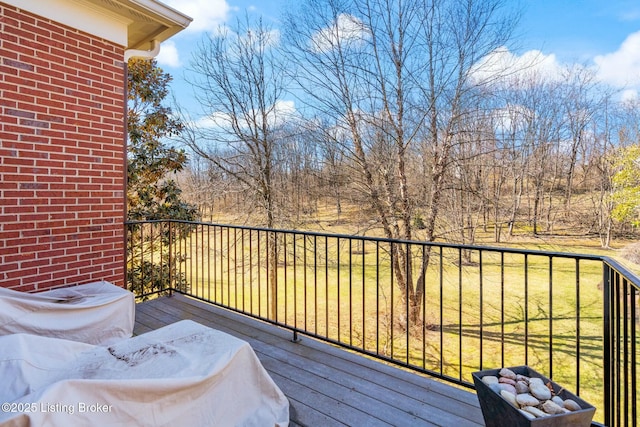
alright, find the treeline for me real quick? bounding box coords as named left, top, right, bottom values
left=174, top=0, right=640, bottom=249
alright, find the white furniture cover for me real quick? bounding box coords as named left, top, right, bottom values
left=0, top=320, right=290, bottom=427
left=0, top=281, right=134, bottom=345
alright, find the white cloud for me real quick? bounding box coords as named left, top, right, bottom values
left=491, top=104, right=533, bottom=135
left=163, top=0, right=231, bottom=33
left=474, top=33, right=640, bottom=99
left=194, top=100, right=298, bottom=130
left=594, top=31, right=640, bottom=89
left=621, top=89, right=638, bottom=102
left=471, top=47, right=565, bottom=86
left=269, top=100, right=296, bottom=126
left=156, top=40, right=181, bottom=67
left=311, top=13, right=369, bottom=53
left=194, top=111, right=228, bottom=130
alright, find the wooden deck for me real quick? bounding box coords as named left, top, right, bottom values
left=134, top=295, right=485, bottom=427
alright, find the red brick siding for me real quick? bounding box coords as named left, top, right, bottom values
left=0, top=3, right=125, bottom=291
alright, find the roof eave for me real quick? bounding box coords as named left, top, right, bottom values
left=99, top=0, right=193, bottom=49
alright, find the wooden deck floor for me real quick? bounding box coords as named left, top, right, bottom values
left=134, top=295, right=485, bottom=427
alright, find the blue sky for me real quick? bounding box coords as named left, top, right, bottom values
left=158, top=0, right=640, bottom=118
left=520, top=0, right=640, bottom=60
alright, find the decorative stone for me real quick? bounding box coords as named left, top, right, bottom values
left=519, top=409, right=536, bottom=420
left=563, top=399, right=582, bottom=411
left=530, top=383, right=552, bottom=400
left=499, top=368, right=517, bottom=380
left=488, top=383, right=502, bottom=394
left=498, top=383, right=517, bottom=395
left=515, top=393, right=540, bottom=407
left=499, top=377, right=516, bottom=385
left=482, top=375, right=499, bottom=385
left=500, top=390, right=518, bottom=408
left=522, top=406, right=549, bottom=418
left=528, top=377, right=544, bottom=386
left=515, top=380, right=529, bottom=394
left=473, top=366, right=596, bottom=426
left=542, top=399, right=565, bottom=415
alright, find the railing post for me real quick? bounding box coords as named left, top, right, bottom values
left=124, top=222, right=130, bottom=293
left=168, top=221, right=174, bottom=297
left=602, top=262, right=611, bottom=427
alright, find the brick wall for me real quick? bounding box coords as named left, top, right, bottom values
left=0, top=3, right=126, bottom=291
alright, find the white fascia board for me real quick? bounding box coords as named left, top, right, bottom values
left=4, top=0, right=129, bottom=46
left=128, top=0, right=192, bottom=28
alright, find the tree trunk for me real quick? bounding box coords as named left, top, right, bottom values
left=508, top=176, right=522, bottom=236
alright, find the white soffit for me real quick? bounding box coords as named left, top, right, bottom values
left=4, top=0, right=192, bottom=49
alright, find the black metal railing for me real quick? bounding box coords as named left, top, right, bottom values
left=126, top=220, right=639, bottom=426
left=603, top=259, right=639, bottom=427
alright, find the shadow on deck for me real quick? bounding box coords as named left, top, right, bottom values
left=134, top=295, right=485, bottom=427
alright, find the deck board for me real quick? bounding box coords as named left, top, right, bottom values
left=134, top=295, right=485, bottom=427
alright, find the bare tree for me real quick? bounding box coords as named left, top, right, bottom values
left=442, top=108, right=496, bottom=253
left=559, top=66, right=603, bottom=210
left=183, top=15, right=289, bottom=318
left=284, top=0, right=518, bottom=324
left=594, top=125, right=615, bottom=248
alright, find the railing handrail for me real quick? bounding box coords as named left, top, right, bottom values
left=125, top=219, right=606, bottom=261
left=602, top=256, right=640, bottom=289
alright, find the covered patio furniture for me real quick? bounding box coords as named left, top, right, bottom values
left=0, top=281, right=134, bottom=345
left=0, top=319, right=289, bottom=427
